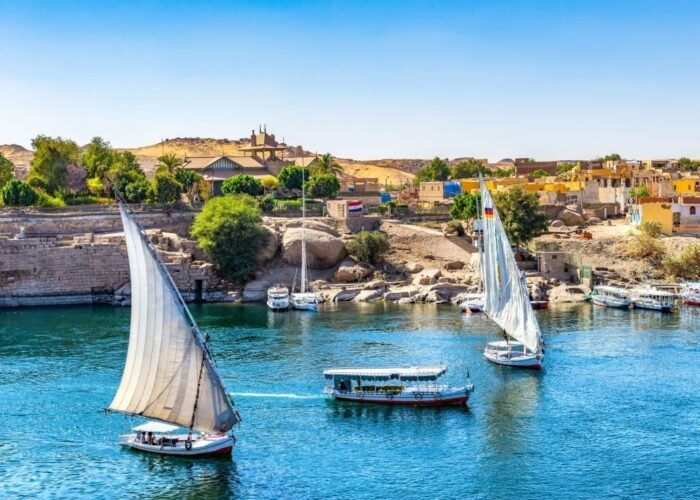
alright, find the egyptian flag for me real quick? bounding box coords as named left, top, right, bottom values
left=484, top=206, right=494, bottom=219
left=348, top=200, right=363, bottom=214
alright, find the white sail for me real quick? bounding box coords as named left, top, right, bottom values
left=480, top=178, right=542, bottom=354
left=109, top=205, right=239, bottom=433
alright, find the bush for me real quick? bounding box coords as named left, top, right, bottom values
left=149, top=173, right=182, bottom=204
left=305, top=174, right=340, bottom=198
left=36, top=192, right=66, bottom=208
left=125, top=179, right=150, bottom=203
left=259, top=194, right=275, bottom=213
left=1, top=179, right=40, bottom=206
left=445, top=220, right=465, bottom=236
left=260, top=175, right=279, bottom=192
left=87, top=177, right=106, bottom=196
left=191, top=195, right=271, bottom=282
left=639, top=221, right=662, bottom=238
left=663, top=244, right=700, bottom=280
left=625, top=233, right=666, bottom=263
left=346, top=231, right=390, bottom=265
left=274, top=199, right=302, bottom=212
left=278, top=165, right=307, bottom=190
left=63, top=194, right=111, bottom=205
left=221, top=174, right=263, bottom=196
left=450, top=192, right=480, bottom=221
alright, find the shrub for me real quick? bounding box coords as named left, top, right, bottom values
left=191, top=195, right=271, bottom=282
left=305, top=174, right=340, bottom=198
left=278, top=165, right=308, bottom=191
left=149, top=173, right=182, bottom=204
left=63, top=194, right=111, bottom=205
left=274, top=199, right=302, bottom=212
left=450, top=192, right=481, bottom=221
left=346, top=231, right=390, bottom=265
left=624, top=233, right=666, bottom=263
left=87, top=177, right=107, bottom=196
left=445, top=220, right=465, bottom=236
left=36, top=192, right=66, bottom=208
left=639, top=221, right=662, bottom=238
left=663, top=244, right=700, bottom=280
left=124, top=179, right=150, bottom=203
left=259, top=194, right=275, bottom=213
left=221, top=174, right=263, bottom=196
left=2, top=179, right=40, bottom=206
left=260, top=175, right=279, bottom=192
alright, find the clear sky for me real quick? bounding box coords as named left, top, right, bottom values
left=1, top=0, right=699, bottom=161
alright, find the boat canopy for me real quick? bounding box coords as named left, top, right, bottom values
left=323, top=366, right=447, bottom=381
left=132, top=421, right=181, bottom=433
left=595, top=286, right=630, bottom=297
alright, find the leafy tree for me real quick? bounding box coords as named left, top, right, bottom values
left=221, top=174, right=263, bottom=196
left=493, top=187, right=548, bottom=251
left=530, top=169, right=549, bottom=178
left=416, top=157, right=451, bottom=183
left=346, top=230, right=390, bottom=266
left=191, top=195, right=271, bottom=282
left=28, top=135, right=81, bottom=196
left=305, top=174, right=340, bottom=198
left=450, top=191, right=481, bottom=223
left=492, top=167, right=514, bottom=178
left=451, top=160, right=491, bottom=179
left=556, top=163, right=576, bottom=175
left=175, top=168, right=202, bottom=193
left=81, top=137, right=114, bottom=179
left=600, top=153, right=622, bottom=162
left=629, top=186, right=650, bottom=199
left=679, top=157, right=699, bottom=172
left=278, top=165, right=308, bottom=190
left=1, top=179, right=39, bottom=206
left=155, top=153, right=184, bottom=175
left=87, top=177, right=106, bottom=196
left=124, top=179, right=150, bottom=203
left=311, top=153, right=343, bottom=177
left=149, top=173, right=182, bottom=204
left=0, top=152, right=14, bottom=189
left=260, top=175, right=279, bottom=192
left=65, top=164, right=87, bottom=194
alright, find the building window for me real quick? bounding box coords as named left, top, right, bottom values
left=691, top=206, right=697, bottom=215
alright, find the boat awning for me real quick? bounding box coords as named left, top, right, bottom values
left=323, top=366, right=447, bottom=381
left=132, top=421, right=181, bottom=433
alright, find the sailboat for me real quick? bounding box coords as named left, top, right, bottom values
left=459, top=207, right=485, bottom=314
left=107, top=202, right=241, bottom=457
left=479, top=177, right=544, bottom=369
left=291, top=165, right=319, bottom=311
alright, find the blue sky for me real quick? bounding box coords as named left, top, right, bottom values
left=1, top=0, right=699, bottom=160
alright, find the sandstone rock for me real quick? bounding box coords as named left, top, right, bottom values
left=284, top=220, right=340, bottom=237
left=397, top=296, right=416, bottom=305
left=330, top=288, right=361, bottom=301
left=558, top=209, right=585, bottom=227
left=258, top=226, right=279, bottom=263
left=405, top=262, right=424, bottom=274
left=363, top=280, right=386, bottom=291
left=243, top=278, right=270, bottom=302
left=282, top=228, right=346, bottom=269
left=383, top=286, right=418, bottom=301
left=334, top=260, right=374, bottom=282
left=353, top=289, right=384, bottom=302
left=438, top=277, right=456, bottom=284
left=444, top=260, right=466, bottom=271
left=412, top=268, right=442, bottom=286
left=425, top=290, right=448, bottom=304
left=588, top=217, right=602, bottom=225
left=311, top=280, right=328, bottom=289
left=550, top=220, right=565, bottom=228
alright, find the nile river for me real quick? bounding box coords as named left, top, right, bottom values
left=1, top=303, right=699, bottom=498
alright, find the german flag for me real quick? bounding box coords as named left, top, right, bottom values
left=484, top=207, right=494, bottom=218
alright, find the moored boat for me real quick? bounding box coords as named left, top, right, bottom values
left=323, top=366, right=474, bottom=406
left=267, top=285, right=290, bottom=311
left=108, top=202, right=240, bottom=458
left=590, top=286, right=632, bottom=308
left=459, top=293, right=484, bottom=313
left=483, top=340, right=542, bottom=369
left=680, top=282, right=700, bottom=306
left=631, top=287, right=675, bottom=312
left=290, top=166, right=319, bottom=312
left=530, top=300, right=549, bottom=310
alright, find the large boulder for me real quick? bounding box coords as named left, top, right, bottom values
left=412, top=268, right=442, bottom=286
left=353, top=289, right=384, bottom=302
left=334, top=260, right=374, bottom=282
left=258, top=226, right=279, bottom=263
left=384, top=286, right=419, bottom=301
left=282, top=228, right=346, bottom=269
left=444, top=260, right=466, bottom=271
left=405, top=262, right=424, bottom=274
left=284, top=220, right=340, bottom=237
left=363, top=280, right=386, bottom=291
left=550, top=220, right=565, bottom=228
left=243, top=278, right=270, bottom=302
left=558, top=209, right=585, bottom=227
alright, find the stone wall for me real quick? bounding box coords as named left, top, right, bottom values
left=0, top=231, right=230, bottom=307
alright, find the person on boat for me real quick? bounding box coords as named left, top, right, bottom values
left=338, top=380, right=348, bottom=393
left=502, top=330, right=509, bottom=344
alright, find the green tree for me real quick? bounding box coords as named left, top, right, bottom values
left=191, top=195, right=271, bottom=282
left=221, top=174, right=263, bottom=196
left=492, top=167, right=514, bottom=178
left=679, top=157, right=699, bottom=171
left=600, top=153, right=622, bottom=162
left=260, top=175, right=279, bottom=192
left=629, top=186, right=651, bottom=199
left=556, top=163, right=576, bottom=175
left=175, top=168, right=202, bottom=193
left=305, top=174, right=340, bottom=198
left=346, top=231, right=390, bottom=266
left=416, top=157, right=451, bottom=183
left=451, top=160, right=491, bottom=179
left=149, top=173, right=182, bottom=204
left=493, top=187, right=548, bottom=252
left=81, top=137, right=114, bottom=179
left=531, top=169, right=549, bottom=178
left=450, top=191, right=481, bottom=223
left=124, top=179, right=150, bottom=203
left=155, top=153, right=184, bottom=175
left=311, top=153, right=343, bottom=177
left=1, top=179, right=39, bottom=206
left=0, top=152, right=14, bottom=189
left=108, top=151, right=148, bottom=199
left=278, top=165, right=308, bottom=190
left=28, top=135, right=81, bottom=196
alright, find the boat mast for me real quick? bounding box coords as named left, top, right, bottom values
left=300, top=155, right=307, bottom=294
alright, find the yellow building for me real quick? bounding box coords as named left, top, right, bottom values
left=629, top=198, right=674, bottom=235
left=673, top=178, right=700, bottom=195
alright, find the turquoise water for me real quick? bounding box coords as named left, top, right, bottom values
left=1, top=302, right=699, bottom=498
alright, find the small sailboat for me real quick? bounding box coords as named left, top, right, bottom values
left=631, top=286, right=675, bottom=312
left=267, top=285, right=290, bottom=311
left=108, top=203, right=240, bottom=457
left=590, top=286, right=632, bottom=309
left=291, top=168, right=319, bottom=311
left=479, top=177, right=544, bottom=369
left=459, top=202, right=485, bottom=313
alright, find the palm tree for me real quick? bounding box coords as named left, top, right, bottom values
left=311, top=153, right=343, bottom=177
left=156, top=153, right=184, bottom=175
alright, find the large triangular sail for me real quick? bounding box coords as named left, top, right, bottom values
left=109, top=205, right=239, bottom=433
left=480, top=178, right=542, bottom=354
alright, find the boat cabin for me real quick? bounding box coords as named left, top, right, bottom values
left=324, top=366, right=449, bottom=395
left=594, top=286, right=630, bottom=299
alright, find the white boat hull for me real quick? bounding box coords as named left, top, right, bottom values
left=120, top=435, right=234, bottom=457
left=483, top=341, right=542, bottom=369
left=591, top=295, right=632, bottom=308
left=632, top=299, right=673, bottom=312
left=330, top=386, right=473, bottom=406
left=291, top=293, right=318, bottom=311
left=266, top=298, right=290, bottom=311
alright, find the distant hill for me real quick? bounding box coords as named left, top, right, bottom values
left=0, top=144, right=33, bottom=179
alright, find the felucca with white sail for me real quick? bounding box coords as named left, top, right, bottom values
left=107, top=202, right=240, bottom=457
left=479, top=177, right=544, bottom=369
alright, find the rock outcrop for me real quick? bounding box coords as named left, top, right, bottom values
left=283, top=220, right=340, bottom=237
left=558, top=209, right=585, bottom=227
left=333, top=259, right=374, bottom=282
left=243, top=278, right=270, bottom=302
left=282, top=228, right=346, bottom=269
left=412, top=268, right=442, bottom=286
left=259, top=226, right=279, bottom=263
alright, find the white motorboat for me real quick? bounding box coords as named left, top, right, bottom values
left=680, top=282, right=700, bottom=306
left=267, top=285, right=290, bottom=311
left=291, top=292, right=318, bottom=311
left=108, top=202, right=240, bottom=458
left=590, top=286, right=632, bottom=308
left=459, top=293, right=484, bottom=313
left=631, top=287, right=675, bottom=312
left=478, top=177, right=545, bottom=368
left=290, top=164, right=319, bottom=312
left=324, top=365, right=474, bottom=406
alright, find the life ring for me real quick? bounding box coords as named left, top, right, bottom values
left=413, top=392, right=423, bottom=400
left=386, top=393, right=394, bottom=400
left=185, top=440, right=192, bottom=451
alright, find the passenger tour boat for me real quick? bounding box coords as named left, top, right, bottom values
left=323, top=365, right=474, bottom=406
left=267, top=285, right=290, bottom=311
left=681, top=282, right=700, bottom=306
left=590, top=286, right=632, bottom=309
left=631, top=286, right=675, bottom=312
left=108, top=202, right=240, bottom=457
left=479, top=177, right=545, bottom=369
